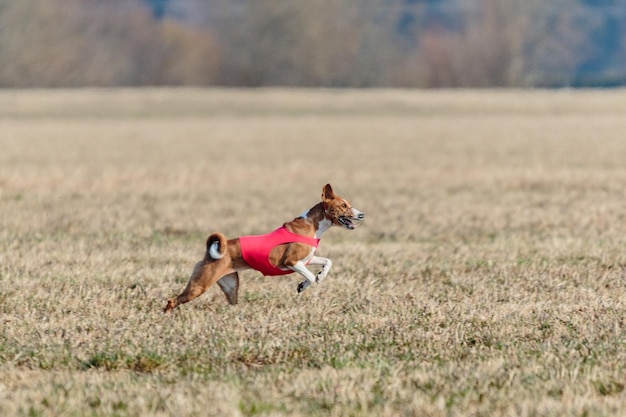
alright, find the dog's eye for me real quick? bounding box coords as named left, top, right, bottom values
left=341, top=203, right=347, bottom=209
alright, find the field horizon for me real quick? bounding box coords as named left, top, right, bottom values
left=1, top=88, right=626, bottom=416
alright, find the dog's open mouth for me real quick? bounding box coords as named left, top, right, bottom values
left=338, top=215, right=364, bottom=230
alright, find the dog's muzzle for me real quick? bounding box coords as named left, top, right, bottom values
left=339, top=212, right=365, bottom=229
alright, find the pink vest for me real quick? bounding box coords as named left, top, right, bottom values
left=239, top=227, right=320, bottom=276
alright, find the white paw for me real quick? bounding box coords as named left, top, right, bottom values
left=297, top=280, right=311, bottom=293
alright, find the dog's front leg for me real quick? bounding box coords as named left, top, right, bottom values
left=288, top=261, right=318, bottom=293
left=307, top=256, right=332, bottom=283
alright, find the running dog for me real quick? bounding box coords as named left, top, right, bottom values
left=164, top=184, right=364, bottom=312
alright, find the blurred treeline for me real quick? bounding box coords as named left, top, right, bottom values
left=1, top=0, right=625, bottom=88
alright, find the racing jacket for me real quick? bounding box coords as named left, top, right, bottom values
left=239, top=227, right=320, bottom=276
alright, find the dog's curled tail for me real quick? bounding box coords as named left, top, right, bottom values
left=206, top=232, right=227, bottom=260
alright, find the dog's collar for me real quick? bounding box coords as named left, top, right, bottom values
left=302, top=202, right=334, bottom=222
left=323, top=205, right=334, bottom=221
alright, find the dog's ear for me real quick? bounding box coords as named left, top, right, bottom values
left=322, top=184, right=335, bottom=202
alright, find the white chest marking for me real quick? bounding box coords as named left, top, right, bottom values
left=315, top=218, right=332, bottom=239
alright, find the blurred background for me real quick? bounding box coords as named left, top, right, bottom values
left=1, top=0, right=625, bottom=88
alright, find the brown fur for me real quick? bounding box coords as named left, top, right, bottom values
left=164, top=184, right=363, bottom=312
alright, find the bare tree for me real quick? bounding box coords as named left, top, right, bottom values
left=0, top=0, right=624, bottom=87
left=0, top=0, right=219, bottom=87
left=213, top=0, right=402, bottom=87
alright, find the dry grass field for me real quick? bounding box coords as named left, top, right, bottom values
left=1, top=88, right=626, bottom=416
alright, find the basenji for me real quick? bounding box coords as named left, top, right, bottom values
left=164, top=184, right=364, bottom=312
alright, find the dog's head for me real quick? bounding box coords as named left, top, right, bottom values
left=321, top=184, right=364, bottom=230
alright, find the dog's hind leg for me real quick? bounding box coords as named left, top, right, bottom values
left=217, top=272, right=239, bottom=305
left=164, top=261, right=231, bottom=312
